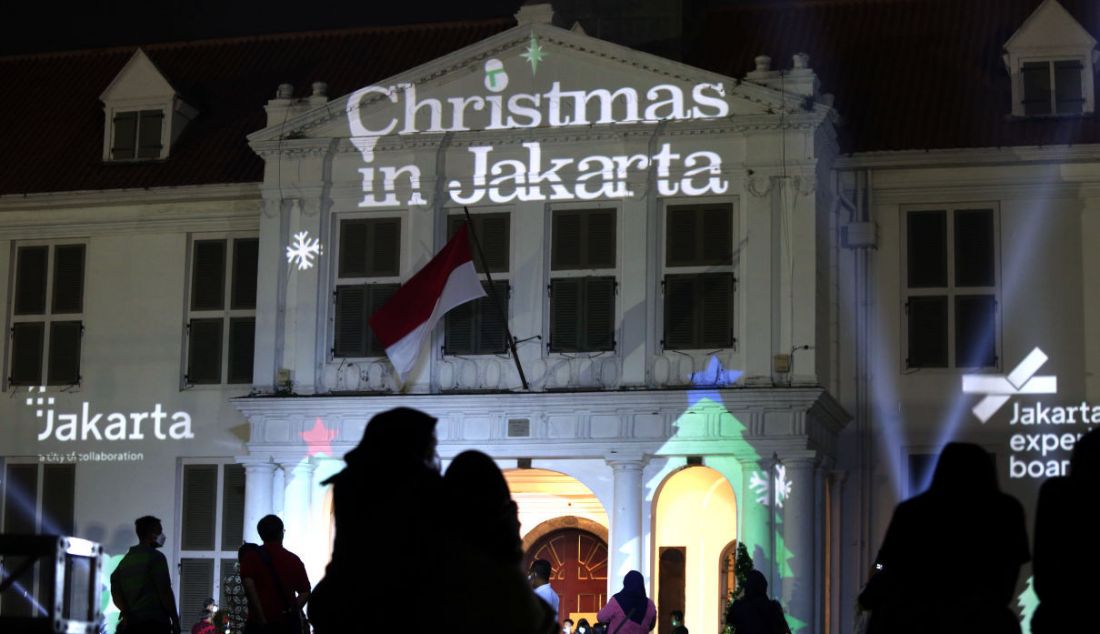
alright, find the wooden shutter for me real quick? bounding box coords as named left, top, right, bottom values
left=666, top=207, right=697, bottom=266
left=1022, top=62, right=1052, bottom=116
left=220, top=465, right=246, bottom=550
left=699, top=274, right=734, bottom=348
left=334, top=286, right=367, bottom=357
left=51, top=245, right=85, bottom=314
left=14, top=246, right=48, bottom=315
left=553, top=212, right=583, bottom=270
left=181, top=466, right=218, bottom=550
left=339, top=219, right=369, bottom=277
left=187, top=319, right=223, bottom=384
left=47, top=321, right=82, bottom=386
left=230, top=238, right=259, bottom=310
left=906, top=295, right=948, bottom=368
left=550, top=278, right=581, bottom=351
left=365, top=284, right=398, bottom=356
left=179, top=559, right=214, bottom=627
left=111, top=111, right=138, bottom=159
left=663, top=275, right=696, bottom=349
left=583, top=277, right=615, bottom=351
left=479, top=281, right=509, bottom=354
left=191, top=240, right=227, bottom=311
left=449, top=214, right=510, bottom=273
left=42, top=464, right=76, bottom=536
left=10, top=322, right=44, bottom=386
left=368, top=219, right=401, bottom=277
left=444, top=298, right=476, bottom=355
left=2, top=464, right=38, bottom=534
left=585, top=211, right=616, bottom=269
left=1055, top=60, right=1085, bottom=114
left=226, top=318, right=255, bottom=384
left=137, top=110, right=164, bottom=158
left=701, top=206, right=732, bottom=265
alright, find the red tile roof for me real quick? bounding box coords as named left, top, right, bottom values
left=687, top=0, right=1100, bottom=154
left=0, top=19, right=512, bottom=196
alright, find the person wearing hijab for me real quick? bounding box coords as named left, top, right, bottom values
left=725, top=570, right=791, bottom=634
left=442, top=450, right=557, bottom=634
left=597, top=571, right=657, bottom=634
left=860, top=442, right=1029, bottom=634
left=1032, top=428, right=1100, bottom=634
left=308, top=408, right=443, bottom=633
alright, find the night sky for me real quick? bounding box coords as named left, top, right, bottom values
left=3, top=0, right=526, bottom=55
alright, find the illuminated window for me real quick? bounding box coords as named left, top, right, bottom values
left=9, top=243, right=85, bottom=387
left=444, top=213, right=509, bottom=355
left=1022, top=60, right=1085, bottom=116
left=549, top=209, right=616, bottom=353
left=333, top=217, right=401, bottom=358
left=903, top=207, right=998, bottom=369
left=0, top=461, right=75, bottom=616
left=662, top=204, right=734, bottom=350
left=110, top=109, right=165, bottom=160
left=177, top=461, right=245, bottom=620
left=185, top=236, right=257, bottom=385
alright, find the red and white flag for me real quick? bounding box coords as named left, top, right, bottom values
left=368, top=224, right=486, bottom=379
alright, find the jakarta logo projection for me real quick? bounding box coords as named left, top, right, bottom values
left=346, top=56, right=732, bottom=207
left=962, top=348, right=1098, bottom=479
left=26, top=386, right=194, bottom=442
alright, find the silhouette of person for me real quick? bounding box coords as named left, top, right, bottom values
left=307, top=407, right=443, bottom=633
left=597, top=571, right=657, bottom=633
left=239, top=515, right=310, bottom=633
left=860, top=442, right=1029, bottom=634
left=724, top=570, right=790, bottom=634
left=442, top=450, right=557, bottom=634
left=111, top=515, right=181, bottom=634
left=1032, top=427, right=1100, bottom=634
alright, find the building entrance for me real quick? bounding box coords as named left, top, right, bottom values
left=524, top=528, right=608, bottom=627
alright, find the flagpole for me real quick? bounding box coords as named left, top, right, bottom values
left=463, top=206, right=530, bottom=390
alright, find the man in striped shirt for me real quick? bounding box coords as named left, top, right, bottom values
left=111, top=515, right=181, bottom=634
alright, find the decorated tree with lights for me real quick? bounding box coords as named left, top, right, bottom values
left=723, top=542, right=755, bottom=633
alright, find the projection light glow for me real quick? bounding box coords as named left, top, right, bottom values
left=286, top=231, right=323, bottom=270
left=521, top=33, right=546, bottom=75
left=749, top=464, right=793, bottom=507
left=346, top=69, right=732, bottom=207
left=961, top=349, right=1098, bottom=479
left=26, top=386, right=194, bottom=442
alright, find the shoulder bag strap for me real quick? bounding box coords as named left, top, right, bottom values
left=611, top=604, right=639, bottom=634
left=255, top=546, right=298, bottom=614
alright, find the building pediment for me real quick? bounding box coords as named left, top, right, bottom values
left=248, top=21, right=818, bottom=150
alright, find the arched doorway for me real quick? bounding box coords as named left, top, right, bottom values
left=653, top=466, right=737, bottom=634
left=524, top=527, right=608, bottom=627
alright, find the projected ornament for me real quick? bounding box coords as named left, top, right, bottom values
left=300, top=417, right=337, bottom=457
left=521, top=33, right=546, bottom=75
left=749, top=464, right=792, bottom=507
left=286, top=231, right=323, bottom=270
left=484, top=59, right=508, bottom=92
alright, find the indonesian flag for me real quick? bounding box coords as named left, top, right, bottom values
left=369, top=224, right=486, bottom=379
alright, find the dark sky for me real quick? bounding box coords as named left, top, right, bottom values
left=3, top=0, right=526, bottom=55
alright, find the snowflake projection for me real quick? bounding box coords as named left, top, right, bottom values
left=286, top=231, right=323, bottom=270
left=749, top=464, right=794, bottom=507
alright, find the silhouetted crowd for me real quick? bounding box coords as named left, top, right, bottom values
left=107, top=407, right=1099, bottom=634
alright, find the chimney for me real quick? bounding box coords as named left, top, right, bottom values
left=515, top=2, right=554, bottom=26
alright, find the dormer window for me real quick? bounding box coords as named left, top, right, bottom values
left=1021, top=59, right=1086, bottom=116
left=111, top=108, right=165, bottom=160
left=1004, top=0, right=1097, bottom=118
left=100, top=49, right=195, bottom=162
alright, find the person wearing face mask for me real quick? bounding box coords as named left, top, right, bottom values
left=111, top=515, right=181, bottom=634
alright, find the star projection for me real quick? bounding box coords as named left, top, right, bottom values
left=300, top=418, right=337, bottom=458
left=521, top=32, right=546, bottom=75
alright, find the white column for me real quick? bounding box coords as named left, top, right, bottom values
left=280, top=459, right=315, bottom=555
left=780, top=457, right=819, bottom=633
left=272, top=468, right=286, bottom=516
left=607, top=456, right=646, bottom=590
left=242, top=460, right=275, bottom=544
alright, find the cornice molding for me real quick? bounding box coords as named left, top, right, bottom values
left=836, top=144, right=1100, bottom=170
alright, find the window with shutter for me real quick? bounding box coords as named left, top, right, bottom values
left=448, top=214, right=510, bottom=274
left=333, top=284, right=399, bottom=358
left=552, top=210, right=616, bottom=270
left=444, top=281, right=509, bottom=355
left=41, top=464, right=76, bottom=536
left=9, top=243, right=87, bottom=388
left=110, top=109, right=164, bottom=161
left=550, top=277, right=615, bottom=352
left=185, top=235, right=258, bottom=385
left=178, top=461, right=248, bottom=612
left=904, top=206, right=999, bottom=369
left=662, top=204, right=735, bottom=350
left=340, top=218, right=401, bottom=278
left=334, top=216, right=403, bottom=360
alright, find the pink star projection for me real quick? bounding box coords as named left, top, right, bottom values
left=300, top=418, right=337, bottom=457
